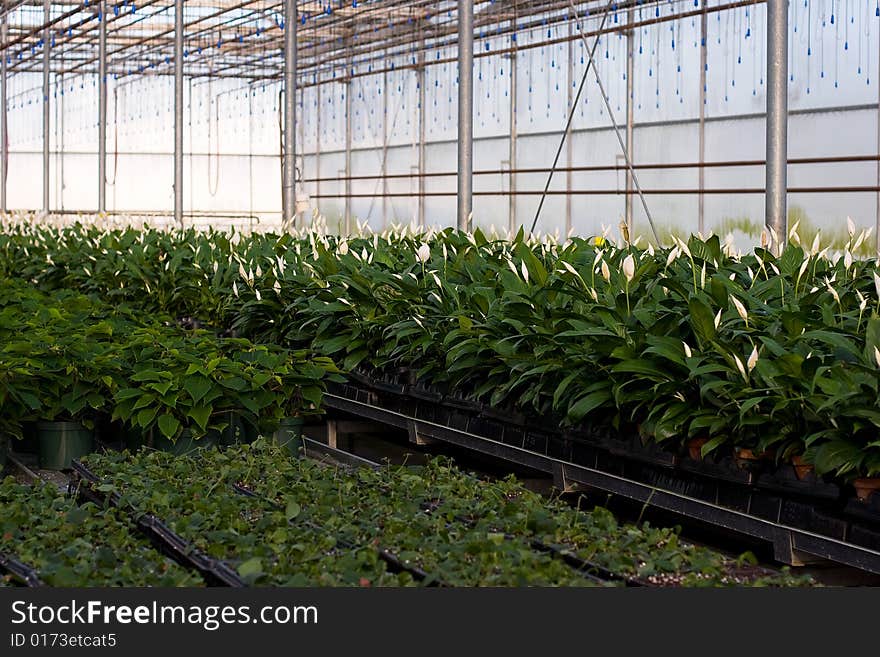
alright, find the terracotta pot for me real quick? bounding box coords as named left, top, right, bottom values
left=791, top=455, right=813, bottom=481
left=687, top=437, right=709, bottom=461
left=733, top=447, right=763, bottom=471
left=853, top=478, right=880, bottom=502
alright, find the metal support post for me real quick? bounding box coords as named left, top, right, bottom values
left=417, top=42, right=426, bottom=227
left=565, top=19, right=574, bottom=235
left=1, top=7, right=7, bottom=213
left=98, top=0, right=107, bottom=213
left=42, top=0, right=50, bottom=213
left=382, top=53, right=389, bottom=228
left=698, top=10, right=707, bottom=235
left=315, top=80, right=321, bottom=218
left=509, top=20, right=518, bottom=234
left=174, top=0, right=184, bottom=226
left=344, top=64, right=352, bottom=234
left=625, top=8, right=635, bottom=236
left=282, top=0, right=297, bottom=228
left=765, top=0, right=788, bottom=252
left=457, top=0, right=473, bottom=231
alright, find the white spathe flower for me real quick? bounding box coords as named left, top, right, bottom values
left=875, top=346, right=880, bottom=369
left=825, top=279, right=840, bottom=304
left=622, top=254, right=636, bottom=283
left=798, top=258, right=810, bottom=280
left=730, top=296, right=749, bottom=323
left=416, top=244, right=431, bottom=263
left=733, top=354, right=748, bottom=382
left=847, top=216, right=856, bottom=236
left=338, top=241, right=349, bottom=256
left=874, top=271, right=880, bottom=299
left=273, top=280, right=282, bottom=295
left=232, top=280, right=239, bottom=298
left=844, top=250, right=853, bottom=270
left=560, top=260, right=579, bottom=276
left=700, top=262, right=707, bottom=290
left=747, top=345, right=759, bottom=373
left=600, top=260, right=611, bottom=282
left=255, top=289, right=262, bottom=301
left=714, top=309, right=722, bottom=329
left=665, top=246, right=680, bottom=268
left=520, top=260, right=530, bottom=283
left=682, top=341, right=693, bottom=358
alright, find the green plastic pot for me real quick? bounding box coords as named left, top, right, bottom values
left=36, top=421, right=95, bottom=470
left=18, top=423, right=40, bottom=454
left=272, top=417, right=304, bottom=457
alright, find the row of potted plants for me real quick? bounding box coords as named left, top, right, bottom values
left=0, top=279, right=340, bottom=467
left=2, top=223, right=880, bottom=492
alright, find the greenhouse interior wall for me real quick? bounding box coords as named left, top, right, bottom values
left=1, top=1, right=879, bottom=248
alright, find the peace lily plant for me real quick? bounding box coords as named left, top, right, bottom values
left=1, top=220, right=880, bottom=494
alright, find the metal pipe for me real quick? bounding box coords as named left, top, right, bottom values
left=765, top=0, right=788, bottom=252
left=42, top=0, right=49, bottom=213
left=382, top=51, right=389, bottom=228
left=311, top=185, right=880, bottom=199
left=565, top=19, right=573, bottom=235
left=315, top=80, right=321, bottom=219
left=625, top=7, right=634, bottom=235
left=509, top=20, right=517, bottom=234
left=282, top=0, right=296, bottom=229
left=344, top=63, right=352, bottom=234
left=698, top=9, right=707, bottom=235
left=1, top=7, right=7, bottom=213
left=417, top=39, right=426, bottom=227
left=457, top=0, right=474, bottom=231
left=302, top=153, right=880, bottom=183
left=173, top=0, right=183, bottom=226
left=98, top=0, right=107, bottom=213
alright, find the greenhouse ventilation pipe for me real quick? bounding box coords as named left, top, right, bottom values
left=98, top=0, right=106, bottom=213
left=42, top=0, right=49, bottom=214
left=765, top=0, right=788, bottom=252
left=457, top=0, right=473, bottom=232
left=174, top=0, right=183, bottom=227
left=282, top=0, right=296, bottom=229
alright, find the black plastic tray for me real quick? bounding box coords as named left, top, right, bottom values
left=0, top=551, right=44, bottom=587
left=69, top=461, right=246, bottom=587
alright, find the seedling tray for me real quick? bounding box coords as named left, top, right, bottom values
left=0, top=551, right=44, bottom=587
left=231, top=483, right=446, bottom=586
left=69, top=461, right=246, bottom=587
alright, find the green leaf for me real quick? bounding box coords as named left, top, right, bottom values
left=238, top=558, right=263, bottom=578
left=285, top=499, right=301, bottom=520
left=567, top=390, right=612, bottom=423
left=187, top=405, right=212, bottom=431
left=136, top=407, right=158, bottom=429
left=183, top=375, right=213, bottom=403
left=688, top=296, right=717, bottom=344
left=157, top=414, right=181, bottom=439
